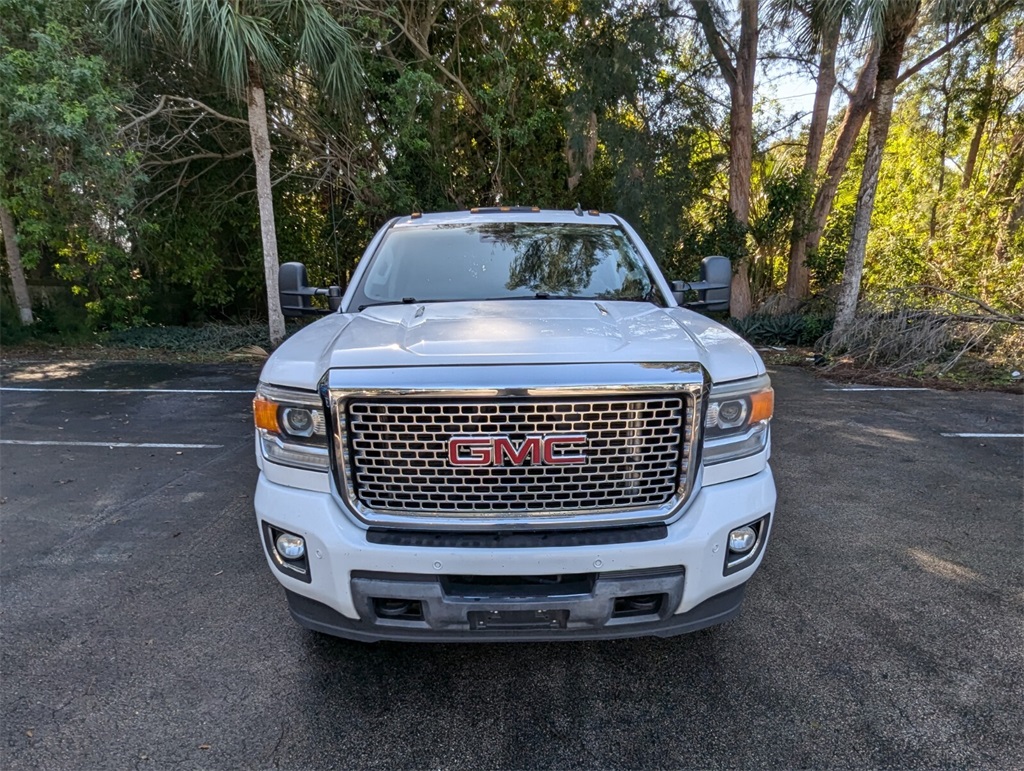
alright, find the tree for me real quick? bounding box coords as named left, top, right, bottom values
left=557, top=0, right=718, bottom=266
left=0, top=203, right=32, bottom=324
left=100, top=0, right=361, bottom=347
left=691, top=0, right=759, bottom=318
left=833, top=0, right=1014, bottom=333
left=1, top=0, right=142, bottom=327
left=833, top=0, right=920, bottom=333
left=781, top=0, right=1011, bottom=310
left=960, top=27, right=1000, bottom=189
left=780, top=0, right=851, bottom=305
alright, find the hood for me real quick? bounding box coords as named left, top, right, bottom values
left=260, top=300, right=764, bottom=390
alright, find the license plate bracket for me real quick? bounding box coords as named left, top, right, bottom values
left=468, top=608, right=569, bottom=631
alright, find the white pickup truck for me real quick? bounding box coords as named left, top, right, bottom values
left=253, top=208, right=775, bottom=641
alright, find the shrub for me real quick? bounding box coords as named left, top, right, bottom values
left=729, top=313, right=834, bottom=347
left=106, top=323, right=273, bottom=353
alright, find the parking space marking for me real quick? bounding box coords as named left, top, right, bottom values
left=940, top=433, right=1023, bottom=439
left=0, top=439, right=224, bottom=449
left=0, top=387, right=252, bottom=394
left=824, top=386, right=932, bottom=392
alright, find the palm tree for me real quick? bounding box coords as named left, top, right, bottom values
left=832, top=0, right=919, bottom=334
left=100, top=0, right=361, bottom=347
left=779, top=0, right=854, bottom=306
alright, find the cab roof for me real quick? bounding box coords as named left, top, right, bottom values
left=390, top=208, right=620, bottom=228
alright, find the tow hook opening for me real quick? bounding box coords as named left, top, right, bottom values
left=612, top=594, right=664, bottom=618
left=373, top=598, right=424, bottom=621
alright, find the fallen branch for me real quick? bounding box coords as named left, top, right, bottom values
left=886, top=285, right=1024, bottom=326
left=905, top=284, right=1020, bottom=320
left=819, top=301, right=1023, bottom=376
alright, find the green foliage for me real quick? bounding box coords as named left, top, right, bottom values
left=133, top=163, right=267, bottom=323
left=560, top=1, right=721, bottom=275
left=0, top=0, right=145, bottom=327
left=0, top=286, right=94, bottom=344
left=809, top=195, right=855, bottom=289
left=748, top=159, right=810, bottom=301
left=849, top=54, right=1024, bottom=315
left=2, top=0, right=1019, bottom=369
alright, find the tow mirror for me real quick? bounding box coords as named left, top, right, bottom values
left=671, top=256, right=731, bottom=314
left=279, top=262, right=343, bottom=317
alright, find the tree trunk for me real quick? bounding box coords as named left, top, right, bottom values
left=0, top=202, right=33, bottom=325
left=783, top=22, right=840, bottom=305
left=834, top=18, right=915, bottom=335
left=961, top=42, right=997, bottom=190
left=690, top=0, right=757, bottom=319
left=803, top=46, right=879, bottom=260
left=728, top=67, right=754, bottom=318
left=930, top=35, right=952, bottom=239
left=726, top=0, right=758, bottom=318
left=247, top=76, right=286, bottom=348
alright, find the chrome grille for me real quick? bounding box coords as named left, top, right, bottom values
left=344, top=396, right=690, bottom=516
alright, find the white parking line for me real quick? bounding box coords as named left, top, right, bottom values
left=0, top=387, right=252, bottom=394
left=940, top=433, right=1023, bottom=439
left=824, top=386, right=932, bottom=392
left=0, top=440, right=224, bottom=449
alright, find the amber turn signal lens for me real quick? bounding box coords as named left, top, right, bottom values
left=749, top=388, right=774, bottom=423
left=253, top=397, right=280, bottom=432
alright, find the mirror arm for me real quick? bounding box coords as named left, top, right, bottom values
left=280, top=285, right=343, bottom=315
left=672, top=279, right=729, bottom=307
left=280, top=287, right=322, bottom=298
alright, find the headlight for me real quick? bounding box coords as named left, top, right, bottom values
left=253, top=383, right=329, bottom=471
left=703, top=375, right=773, bottom=465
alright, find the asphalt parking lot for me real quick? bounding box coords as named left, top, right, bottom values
left=1, top=359, right=1021, bottom=769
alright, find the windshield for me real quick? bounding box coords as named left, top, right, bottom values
left=352, top=222, right=663, bottom=309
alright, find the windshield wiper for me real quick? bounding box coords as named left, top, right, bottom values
left=613, top=295, right=661, bottom=304
left=357, top=297, right=418, bottom=311
left=357, top=294, right=653, bottom=310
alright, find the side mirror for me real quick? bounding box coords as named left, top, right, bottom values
left=279, top=262, right=343, bottom=317
left=671, top=256, right=731, bottom=314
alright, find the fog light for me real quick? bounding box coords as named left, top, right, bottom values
left=728, top=526, right=757, bottom=553
left=275, top=532, right=306, bottom=560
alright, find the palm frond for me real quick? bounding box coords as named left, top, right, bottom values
left=766, top=0, right=856, bottom=53
left=100, top=0, right=358, bottom=104
left=97, top=0, right=175, bottom=62
left=291, top=0, right=362, bottom=105
left=197, top=0, right=284, bottom=99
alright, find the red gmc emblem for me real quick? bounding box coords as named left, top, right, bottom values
left=448, top=435, right=587, bottom=467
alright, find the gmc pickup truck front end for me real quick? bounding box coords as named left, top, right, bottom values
left=253, top=209, right=776, bottom=641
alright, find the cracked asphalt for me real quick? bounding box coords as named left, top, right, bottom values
left=1, top=360, right=1022, bottom=769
